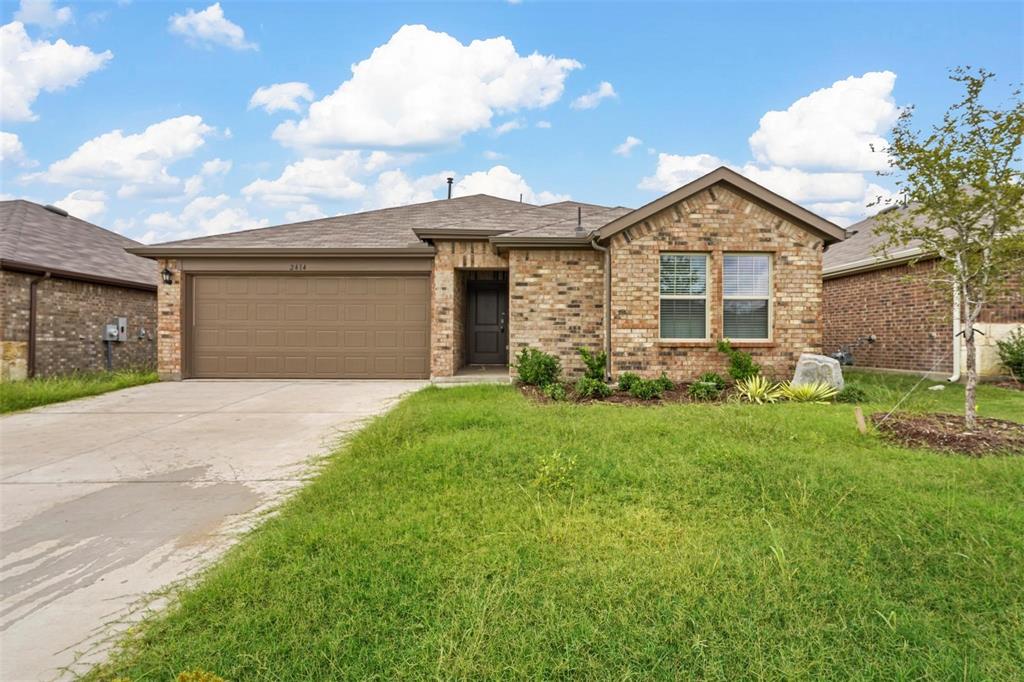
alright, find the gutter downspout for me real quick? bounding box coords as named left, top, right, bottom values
left=590, top=238, right=612, bottom=380
left=948, top=284, right=961, bottom=383
left=27, top=272, right=51, bottom=378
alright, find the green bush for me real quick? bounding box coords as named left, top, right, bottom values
left=835, top=384, right=868, bottom=403
left=697, top=372, right=727, bottom=391
left=780, top=381, right=839, bottom=403
left=629, top=378, right=663, bottom=400
left=515, top=347, right=562, bottom=387
left=687, top=380, right=722, bottom=401
left=577, top=347, right=607, bottom=380
left=576, top=376, right=612, bottom=399
left=654, top=372, right=675, bottom=392
left=996, top=326, right=1024, bottom=379
left=542, top=382, right=567, bottom=401
left=717, top=339, right=761, bottom=381
left=618, top=372, right=642, bottom=391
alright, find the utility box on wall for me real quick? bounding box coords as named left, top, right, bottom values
left=103, top=324, right=119, bottom=342
left=116, top=316, right=127, bottom=342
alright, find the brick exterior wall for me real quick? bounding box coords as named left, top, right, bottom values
left=823, top=258, right=1023, bottom=373
left=0, top=268, right=156, bottom=381
left=430, top=241, right=508, bottom=377
left=508, top=248, right=605, bottom=377
left=156, top=258, right=183, bottom=380
left=607, top=184, right=824, bottom=381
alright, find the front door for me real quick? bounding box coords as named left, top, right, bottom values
left=467, top=280, right=509, bottom=365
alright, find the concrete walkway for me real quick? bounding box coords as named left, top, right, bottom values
left=0, top=379, right=424, bottom=681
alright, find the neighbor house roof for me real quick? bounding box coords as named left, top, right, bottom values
left=595, top=166, right=847, bottom=245
left=0, top=200, right=157, bottom=290
left=130, top=194, right=629, bottom=256
left=823, top=206, right=932, bottom=279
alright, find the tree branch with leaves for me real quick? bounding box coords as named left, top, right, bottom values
left=872, top=67, right=1024, bottom=430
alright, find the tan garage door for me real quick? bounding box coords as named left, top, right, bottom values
left=190, top=275, right=429, bottom=379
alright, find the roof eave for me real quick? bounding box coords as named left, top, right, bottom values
left=412, top=228, right=510, bottom=240
left=126, top=246, right=437, bottom=258
left=823, top=248, right=933, bottom=279
left=489, top=235, right=596, bottom=248
left=0, top=258, right=157, bottom=291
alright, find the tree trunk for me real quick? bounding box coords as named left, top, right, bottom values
left=964, top=326, right=978, bottom=431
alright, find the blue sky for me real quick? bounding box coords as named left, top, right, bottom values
left=1, top=0, right=1021, bottom=243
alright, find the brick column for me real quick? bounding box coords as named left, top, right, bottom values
left=156, top=258, right=183, bottom=380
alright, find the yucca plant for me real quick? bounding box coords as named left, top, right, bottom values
left=734, top=375, right=783, bottom=404
left=780, top=381, right=839, bottom=403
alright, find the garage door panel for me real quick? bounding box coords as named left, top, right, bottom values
left=191, top=275, right=429, bottom=379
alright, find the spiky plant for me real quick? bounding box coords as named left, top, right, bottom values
left=780, top=381, right=839, bottom=403
left=735, top=375, right=783, bottom=404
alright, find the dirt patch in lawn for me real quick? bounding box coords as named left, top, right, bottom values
left=986, top=379, right=1024, bottom=392
left=519, top=383, right=731, bottom=406
left=872, top=412, right=1024, bottom=457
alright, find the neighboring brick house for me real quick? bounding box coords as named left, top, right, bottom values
left=0, top=201, right=158, bottom=381
left=823, top=210, right=1023, bottom=378
left=130, top=167, right=845, bottom=381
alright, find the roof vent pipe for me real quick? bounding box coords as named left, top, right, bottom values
left=446, top=177, right=453, bottom=199
left=43, top=204, right=69, bottom=217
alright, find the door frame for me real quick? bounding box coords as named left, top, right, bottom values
left=464, top=279, right=509, bottom=366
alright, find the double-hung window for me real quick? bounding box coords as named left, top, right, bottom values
left=723, top=254, right=771, bottom=340
left=660, top=254, right=707, bottom=339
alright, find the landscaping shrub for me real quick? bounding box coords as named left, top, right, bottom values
left=575, top=376, right=612, bottom=399
left=618, top=372, right=641, bottom=391
left=717, top=339, right=761, bottom=381
left=697, top=371, right=727, bottom=391
left=542, top=382, right=567, bottom=401
left=835, top=384, right=868, bottom=403
left=654, top=372, right=675, bottom=392
left=688, top=380, right=722, bottom=401
left=577, top=347, right=607, bottom=380
left=629, top=378, right=663, bottom=400
left=996, top=326, right=1024, bottom=379
left=780, top=381, right=839, bottom=403
left=515, top=347, right=561, bottom=387
left=735, top=375, right=782, bottom=404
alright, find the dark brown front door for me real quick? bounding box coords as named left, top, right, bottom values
left=467, top=280, right=508, bottom=365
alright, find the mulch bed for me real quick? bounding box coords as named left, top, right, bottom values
left=987, top=379, right=1024, bottom=392
left=519, top=383, right=731, bottom=406
left=871, top=412, right=1024, bottom=457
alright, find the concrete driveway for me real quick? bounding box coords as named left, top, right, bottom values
left=0, top=379, right=424, bottom=681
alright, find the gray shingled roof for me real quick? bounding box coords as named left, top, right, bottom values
left=0, top=200, right=157, bottom=288
left=136, top=195, right=629, bottom=252
left=824, top=206, right=930, bottom=276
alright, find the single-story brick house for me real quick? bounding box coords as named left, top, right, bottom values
left=823, top=209, right=1022, bottom=378
left=0, top=200, right=158, bottom=381
left=131, top=167, right=846, bottom=382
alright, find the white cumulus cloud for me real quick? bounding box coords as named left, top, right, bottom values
left=364, top=168, right=452, bottom=209
left=140, top=194, right=268, bottom=243
left=613, top=135, right=642, bottom=157
left=748, top=71, right=899, bottom=171
left=638, top=153, right=726, bottom=191
left=272, top=24, right=580, bottom=150
left=571, top=81, right=616, bottom=110
left=495, top=119, right=525, bottom=135
left=0, top=21, right=112, bottom=122
left=32, top=115, right=215, bottom=196
left=14, top=0, right=72, bottom=28
left=249, top=82, right=314, bottom=114
left=241, top=152, right=378, bottom=205
left=54, top=189, right=106, bottom=220
left=168, top=3, right=257, bottom=51
left=453, top=165, right=568, bottom=204
left=284, top=203, right=327, bottom=223
left=0, top=131, right=31, bottom=166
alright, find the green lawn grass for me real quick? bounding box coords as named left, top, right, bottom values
left=0, top=370, right=158, bottom=413
left=92, top=373, right=1024, bottom=681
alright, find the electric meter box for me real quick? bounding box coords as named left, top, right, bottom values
left=116, top=317, right=127, bottom=342
left=103, top=324, right=119, bottom=341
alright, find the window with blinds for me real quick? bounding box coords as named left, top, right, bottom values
left=660, top=254, right=707, bottom=339
left=723, top=254, right=771, bottom=339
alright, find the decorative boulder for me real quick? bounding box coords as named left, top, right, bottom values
left=792, top=353, right=844, bottom=390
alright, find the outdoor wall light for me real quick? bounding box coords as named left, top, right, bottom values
left=161, top=267, right=174, bottom=285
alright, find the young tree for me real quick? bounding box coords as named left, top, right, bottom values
left=873, top=67, right=1024, bottom=430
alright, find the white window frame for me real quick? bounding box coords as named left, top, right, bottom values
left=658, top=252, right=710, bottom=341
left=722, top=252, right=773, bottom=342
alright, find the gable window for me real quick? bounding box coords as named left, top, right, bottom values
left=723, top=254, right=771, bottom=339
left=660, top=253, right=707, bottom=339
